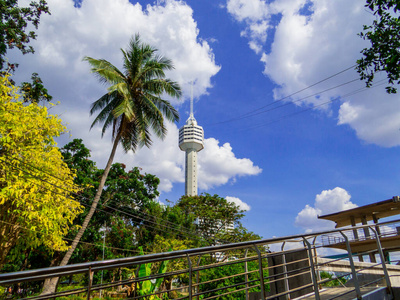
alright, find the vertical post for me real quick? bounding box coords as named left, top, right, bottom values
left=135, top=265, right=139, bottom=298
left=361, top=216, right=376, bottom=263
left=100, top=222, right=106, bottom=298
left=350, top=216, right=364, bottom=262
left=372, top=214, right=381, bottom=235
left=244, top=249, right=249, bottom=300
left=312, top=237, right=322, bottom=289
left=361, top=215, right=371, bottom=238
left=187, top=254, right=193, bottom=300
left=302, top=238, right=320, bottom=300
left=369, top=226, right=393, bottom=296
left=196, top=255, right=202, bottom=300
left=339, top=231, right=362, bottom=300
left=87, top=266, right=93, bottom=300
left=281, top=242, right=290, bottom=300
left=254, top=244, right=266, bottom=300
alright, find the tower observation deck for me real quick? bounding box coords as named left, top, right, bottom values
left=179, top=94, right=204, bottom=196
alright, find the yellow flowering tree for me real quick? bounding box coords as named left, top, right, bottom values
left=0, top=74, right=83, bottom=267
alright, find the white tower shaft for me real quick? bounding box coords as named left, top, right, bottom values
left=185, top=149, right=198, bottom=196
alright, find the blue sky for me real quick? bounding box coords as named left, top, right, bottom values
left=9, top=0, right=400, bottom=240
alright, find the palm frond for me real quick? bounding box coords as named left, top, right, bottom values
left=90, top=92, right=120, bottom=128
left=83, top=56, right=125, bottom=86
left=150, top=96, right=179, bottom=123
left=87, top=33, right=181, bottom=151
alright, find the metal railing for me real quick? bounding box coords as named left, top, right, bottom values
left=321, top=220, right=400, bottom=247
left=1, top=219, right=399, bottom=300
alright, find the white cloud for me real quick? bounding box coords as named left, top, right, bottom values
left=198, top=138, right=262, bottom=190
left=225, top=0, right=400, bottom=147
left=226, top=196, right=251, bottom=211
left=227, top=0, right=270, bottom=54
left=226, top=0, right=269, bottom=21
left=88, top=122, right=261, bottom=194
left=7, top=0, right=264, bottom=195
left=15, top=0, right=221, bottom=102
left=295, top=187, right=357, bottom=233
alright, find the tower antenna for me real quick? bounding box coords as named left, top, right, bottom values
left=190, top=82, right=194, bottom=119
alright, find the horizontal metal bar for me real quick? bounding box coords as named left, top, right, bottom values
left=193, top=269, right=258, bottom=287
left=4, top=218, right=399, bottom=284
left=201, top=283, right=259, bottom=300
left=193, top=278, right=260, bottom=297
left=265, top=282, right=315, bottom=300
left=263, top=257, right=310, bottom=270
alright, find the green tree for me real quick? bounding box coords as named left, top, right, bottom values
left=216, top=223, right=261, bottom=244
left=20, top=72, right=52, bottom=103
left=0, top=0, right=50, bottom=70
left=56, top=140, right=161, bottom=264
left=1, top=0, right=53, bottom=103
left=0, top=74, right=82, bottom=268
left=176, top=194, right=245, bottom=244
left=2, top=140, right=162, bottom=283
left=136, top=200, right=198, bottom=248
left=42, top=34, right=180, bottom=294
left=198, top=259, right=265, bottom=300
left=357, top=0, right=400, bottom=93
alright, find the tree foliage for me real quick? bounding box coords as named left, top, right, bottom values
left=20, top=72, right=52, bottom=103
left=176, top=194, right=245, bottom=243
left=357, top=0, right=400, bottom=93
left=0, top=74, right=82, bottom=268
left=0, top=0, right=50, bottom=70
left=60, top=139, right=162, bottom=264
left=198, top=259, right=265, bottom=300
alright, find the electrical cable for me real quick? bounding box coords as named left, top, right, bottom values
left=0, top=219, right=147, bottom=254
left=0, top=156, right=199, bottom=235
left=6, top=155, right=209, bottom=237
left=221, top=78, right=360, bottom=123
left=0, top=158, right=230, bottom=245
left=242, top=79, right=387, bottom=131
left=207, top=64, right=357, bottom=126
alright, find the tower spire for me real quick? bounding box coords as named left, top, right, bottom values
left=190, top=83, right=194, bottom=119
left=187, top=82, right=196, bottom=125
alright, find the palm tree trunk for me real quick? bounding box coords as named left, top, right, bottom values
left=41, top=134, right=121, bottom=295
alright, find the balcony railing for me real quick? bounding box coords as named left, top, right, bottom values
left=320, top=221, right=400, bottom=247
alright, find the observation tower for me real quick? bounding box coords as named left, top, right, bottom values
left=179, top=91, right=204, bottom=196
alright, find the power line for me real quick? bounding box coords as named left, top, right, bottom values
left=228, top=78, right=360, bottom=122
left=6, top=155, right=202, bottom=237
left=242, top=79, right=387, bottom=131
left=0, top=219, right=148, bottom=255
left=1, top=156, right=196, bottom=235
left=0, top=157, right=230, bottom=245
left=207, top=64, right=357, bottom=126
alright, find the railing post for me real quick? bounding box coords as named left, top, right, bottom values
left=369, top=226, right=393, bottom=297
left=281, top=242, right=290, bottom=300
left=339, top=231, right=362, bottom=300
left=254, top=244, right=266, bottom=300
left=244, top=249, right=249, bottom=300
left=303, top=238, right=320, bottom=300
left=312, top=237, right=322, bottom=289
left=187, top=254, right=193, bottom=300
left=196, top=255, right=202, bottom=300
left=87, top=266, right=93, bottom=300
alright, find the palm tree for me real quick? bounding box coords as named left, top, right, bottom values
left=41, top=34, right=180, bottom=295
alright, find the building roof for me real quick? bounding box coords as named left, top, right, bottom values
left=318, top=196, right=400, bottom=228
